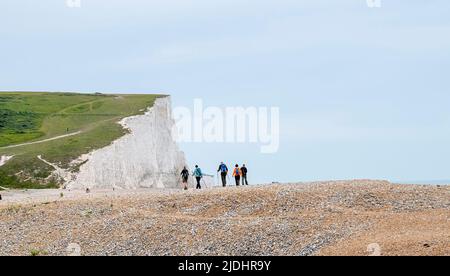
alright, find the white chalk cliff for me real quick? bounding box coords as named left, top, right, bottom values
left=0, top=155, right=13, bottom=167
left=66, top=97, right=188, bottom=190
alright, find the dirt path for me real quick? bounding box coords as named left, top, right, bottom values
left=55, top=98, right=103, bottom=114
left=0, top=131, right=82, bottom=149
left=0, top=188, right=174, bottom=206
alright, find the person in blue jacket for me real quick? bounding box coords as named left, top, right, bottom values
left=192, top=165, right=203, bottom=189
left=217, top=162, right=228, bottom=187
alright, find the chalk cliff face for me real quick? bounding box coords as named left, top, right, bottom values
left=0, top=156, right=13, bottom=167
left=66, top=97, right=188, bottom=190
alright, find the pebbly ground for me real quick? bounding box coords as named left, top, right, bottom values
left=0, top=180, right=449, bottom=256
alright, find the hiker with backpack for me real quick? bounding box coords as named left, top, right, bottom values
left=232, top=164, right=242, bottom=186
left=217, top=162, right=229, bottom=187
left=241, top=164, right=249, bottom=185
left=192, top=165, right=203, bottom=189
left=180, top=166, right=190, bottom=190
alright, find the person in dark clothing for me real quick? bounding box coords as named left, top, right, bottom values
left=192, top=165, right=203, bottom=189
left=241, top=164, right=249, bottom=185
left=232, top=164, right=241, bottom=186
left=217, top=162, right=228, bottom=187
left=180, top=166, right=189, bottom=190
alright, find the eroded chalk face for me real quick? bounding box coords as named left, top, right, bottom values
left=0, top=156, right=13, bottom=167
left=66, top=97, right=188, bottom=190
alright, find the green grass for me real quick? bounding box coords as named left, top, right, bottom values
left=0, top=109, right=44, bottom=146
left=30, top=249, right=48, bottom=256
left=0, top=92, right=161, bottom=189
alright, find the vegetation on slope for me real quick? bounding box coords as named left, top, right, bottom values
left=0, top=92, right=160, bottom=189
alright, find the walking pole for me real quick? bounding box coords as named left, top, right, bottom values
left=201, top=177, right=206, bottom=189
left=180, top=175, right=186, bottom=190
left=216, top=172, right=220, bottom=187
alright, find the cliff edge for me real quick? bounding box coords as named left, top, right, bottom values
left=67, top=96, right=188, bottom=189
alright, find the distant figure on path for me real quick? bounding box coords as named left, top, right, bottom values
left=232, top=164, right=241, bottom=186
left=193, top=165, right=203, bottom=189
left=217, top=162, right=229, bottom=187
left=241, top=164, right=249, bottom=185
left=180, top=166, right=189, bottom=190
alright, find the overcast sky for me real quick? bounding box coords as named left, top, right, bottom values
left=1, top=0, right=450, bottom=183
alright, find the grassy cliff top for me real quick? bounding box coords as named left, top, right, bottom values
left=0, top=92, right=161, bottom=189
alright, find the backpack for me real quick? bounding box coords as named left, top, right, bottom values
left=181, top=169, right=189, bottom=178
left=220, top=164, right=228, bottom=172
left=234, top=168, right=240, bottom=176
left=241, top=167, right=247, bottom=175
left=194, top=168, right=202, bottom=177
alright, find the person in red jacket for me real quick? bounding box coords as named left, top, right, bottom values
left=232, top=164, right=241, bottom=186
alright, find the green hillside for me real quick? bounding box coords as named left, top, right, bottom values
left=0, top=92, right=160, bottom=189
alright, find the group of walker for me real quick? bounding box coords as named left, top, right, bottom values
left=180, top=162, right=249, bottom=190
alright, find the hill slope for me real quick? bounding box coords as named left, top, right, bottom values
left=0, top=92, right=160, bottom=189
left=0, top=180, right=449, bottom=256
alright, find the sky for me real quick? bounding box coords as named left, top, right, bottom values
left=1, top=0, right=450, bottom=184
